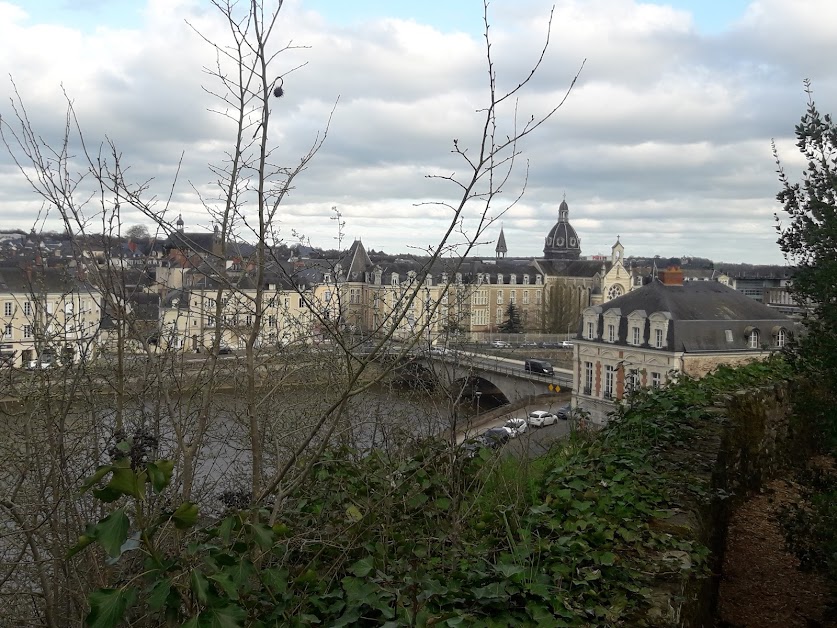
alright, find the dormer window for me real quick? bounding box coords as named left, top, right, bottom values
left=497, top=274, right=503, bottom=284
left=523, top=275, right=530, bottom=285
left=536, top=275, right=543, bottom=285
left=581, top=306, right=602, bottom=342
left=455, top=273, right=462, bottom=284
left=649, top=311, right=671, bottom=350
left=603, top=308, right=621, bottom=343
left=510, top=275, right=517, bottom=285
left=627, top=310, right=647, bottom=347
left=484, top=273, right=491, bottom=283
left=426, top=274, right=433, bottom=287
left=323, top=273, right=331, bottom=283
left=391, top=274, right=399, bottom=286
left=442, top=272, right=448, bottom=284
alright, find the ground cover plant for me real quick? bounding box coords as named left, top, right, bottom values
left=73, top=358, right=792, bottom=626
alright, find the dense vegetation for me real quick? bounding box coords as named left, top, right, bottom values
left=773, top=83, right=837, bottom=592
left=74, top=358, right=792, bottom=626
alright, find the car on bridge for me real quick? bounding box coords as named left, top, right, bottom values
left=527, top=410, right=559, bottom=427
left=524, top=359, right=554, bottom=376
left=491, top=340, right=512, bottom=348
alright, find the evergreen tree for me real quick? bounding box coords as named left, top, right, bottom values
left=774, top=81, right=837, bottom=441
left=499, top=303, right=523, bottom=334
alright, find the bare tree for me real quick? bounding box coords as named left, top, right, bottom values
left=0, top=0, right=582, bottom=623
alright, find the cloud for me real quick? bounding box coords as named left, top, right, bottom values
left=0, top=0, right=835, bottom=264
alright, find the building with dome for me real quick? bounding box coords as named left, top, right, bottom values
left=534, top=199, right=634, bottom=335
left=543, top=199, right=582, bottom=260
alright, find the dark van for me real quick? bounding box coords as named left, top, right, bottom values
left=524, top=359, right=554, bottom=376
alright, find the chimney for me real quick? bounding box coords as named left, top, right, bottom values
left=658, top=265, right=684, bottom=286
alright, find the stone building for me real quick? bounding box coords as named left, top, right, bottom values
left=572, top=267, right=798, bottom=424
left=534, top=199, right=633, bottom=334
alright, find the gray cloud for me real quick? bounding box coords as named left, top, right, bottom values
left=0, top=0, right=834, bottom=265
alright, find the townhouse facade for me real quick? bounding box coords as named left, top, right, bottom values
left=0, top=264, right=102, bottom=367
left=573, top=267, right=798, bottom=425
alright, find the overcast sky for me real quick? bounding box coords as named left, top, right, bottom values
left=1, top=0, right=834, bottom=264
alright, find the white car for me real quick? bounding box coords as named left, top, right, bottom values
left=491, top=340, right=511, bottom=348
left=527, top=410, right=559, bottom=427
left=560, top=340, right=574, bottom=349
left=503, top=417, right=528, bottom=437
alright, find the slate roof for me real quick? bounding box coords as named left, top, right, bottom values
left=536, top=259, right=611, bottom=278
left=586, top=279, right=798, bottom=353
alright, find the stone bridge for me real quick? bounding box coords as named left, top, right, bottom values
left=398, top=351, right=574, bottom=407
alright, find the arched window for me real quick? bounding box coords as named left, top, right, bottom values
left=749, top=330, right=760, bottom=349
left=777, top=328, right=786, bottom=348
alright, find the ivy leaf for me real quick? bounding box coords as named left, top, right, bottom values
left=345, top=504, right=362, bottom=522
left=172, top=502, right=199, bottom=529
left=209, top=572, right=240, bottom=600
left=148, top=578, right=172, bottom=611
left=350, top=557, right=374, bottom=577
left=67, top=533, right=96, bottom=559
left=86, top=587, right=136, bottom=628
left=92, top=487, right=123, bottom=503
left=247, top=523, right=274, bottom=549
left=106, top=463, right=146, bottom=500
left=190, top=569, right=210, bottom=604
left=80, top=465, right=113, bottom=493
left=596, top=552, right=617, bottom=566
left=146, top=460, right=174, bottom=493
left=200, top=604, right=247, bottom=628
left=95, top=508, right=130, bottom=559
left=494, top=562, right=525, bottom=578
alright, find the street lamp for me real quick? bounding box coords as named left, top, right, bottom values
left=475, top=390, right=482, bottom=417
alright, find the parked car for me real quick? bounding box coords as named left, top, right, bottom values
left=26, top=357, right=55, bottom=370
left=429, top=345, right=449, bottom=357
left=560, top=340, right=574, bottom=349
left=503, top=417, right=528, bottom=437
left=524, top=359, right=554, bottom=376
left=482, top=426, right=511, bottom=448
left=527, top=410, right=559, bottom=427
left=460, top=437, right=488, bottom=458
left=217, top=346, right=233, bottom=355
left=491, top=340, right=511, bottom=348
left=556, top=404, right=573, bottom=420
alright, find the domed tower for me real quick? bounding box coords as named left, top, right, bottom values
left=543, top=199, right=581, bottom=260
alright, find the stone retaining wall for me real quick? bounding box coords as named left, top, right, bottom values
left=647, top=381, right=796, bottom=627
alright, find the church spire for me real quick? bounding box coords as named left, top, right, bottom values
left=495, top=226, right=508, bottom=259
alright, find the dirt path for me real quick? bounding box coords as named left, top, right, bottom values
left=716, top=477, right=836, bottom=627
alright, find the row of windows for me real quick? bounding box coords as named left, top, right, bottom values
left=4, top=301, right=94, bottom=317
left=2, top=320, right=98, bottom=340
left=582, top=361, right=664, bottom=398
left=586, top=320, right=667, bottom=349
